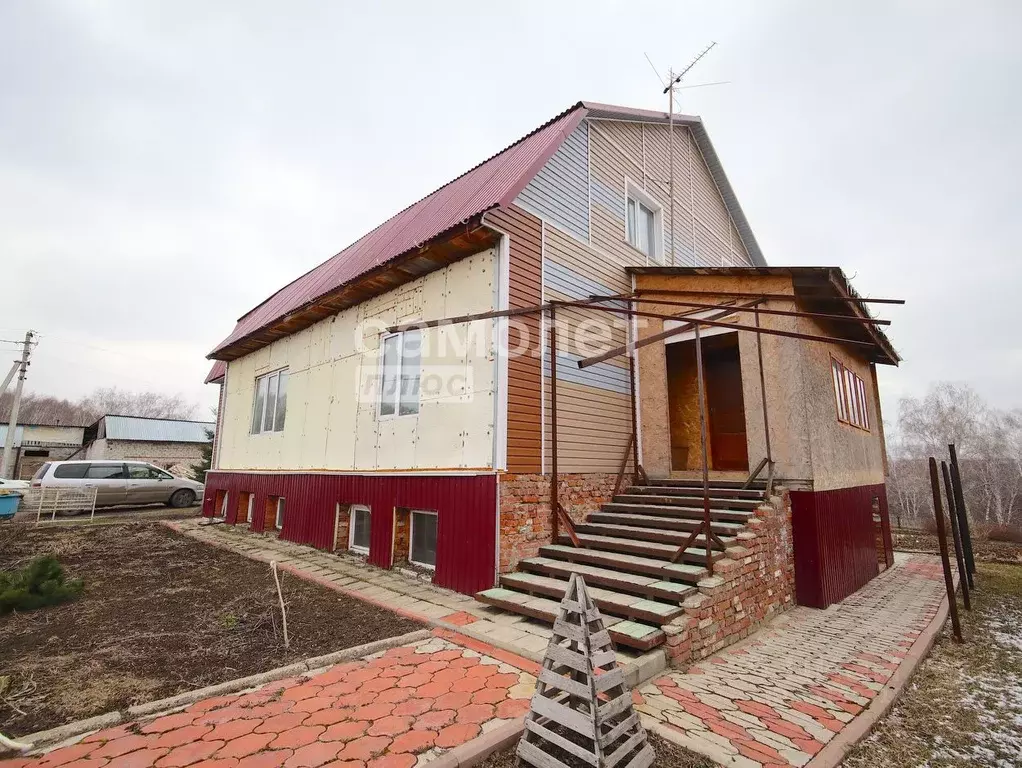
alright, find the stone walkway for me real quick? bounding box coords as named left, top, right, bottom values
left=5, top=632, right=538, bottom=768
left=635, top=553, right=949, bottom=767
left=167, top=520, right=644, bottom=670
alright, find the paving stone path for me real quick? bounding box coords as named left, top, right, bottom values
left=635, top=553, right=949, bottom=767
left=5, top=632, right=537, bottom=768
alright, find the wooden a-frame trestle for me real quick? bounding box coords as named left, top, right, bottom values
left=517, top=574, right=653, bottom=768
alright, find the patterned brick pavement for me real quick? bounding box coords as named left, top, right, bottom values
left=634, top=553, right=949, bottom=767
left=4, top=632, right=537, bottom=768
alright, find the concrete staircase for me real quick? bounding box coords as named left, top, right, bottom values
left=477, top=477, right=766, bottom=652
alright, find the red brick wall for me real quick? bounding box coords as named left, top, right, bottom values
left=662, top=490, right=796, bottom=665
left=498, top=473, right=619, bottom=572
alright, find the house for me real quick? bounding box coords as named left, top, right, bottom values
left=0, top=422, right=86, bottom=479
left=76, top=414, right=214, bottom=477
left=202, top=101, right=899, bottom=656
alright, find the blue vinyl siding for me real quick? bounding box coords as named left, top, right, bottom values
left=516, top=123, right=590, bottom=241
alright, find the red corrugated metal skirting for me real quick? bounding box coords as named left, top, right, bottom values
left=790, top=484, right=892, bottom=609
left=201, top=472, right=497, bottom=596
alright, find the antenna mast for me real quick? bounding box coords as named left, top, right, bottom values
left=664, top=41, right=716, bottom=265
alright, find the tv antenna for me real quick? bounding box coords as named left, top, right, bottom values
left=645, top=42, right=718, bottom=265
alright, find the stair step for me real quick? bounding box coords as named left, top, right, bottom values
left=475, top=588, right=666, bottom=651
left=560, top=533, right=722, bottom=565
left=645, top=479, right=765, bottom=491
left=520, top=556, right=697, bottom=603
left=626, top=484, right=765, bottom=500
left=588, top=511, right=744, bottom=536
left=576, top=522, right=734, bottom=550
left=538, top=544, right=708, bottom=585
left=500, top=572, right=686, bottom=624
left=615, top=492, right=762, bottom=510
left=603, top=502, right=753, bottom=524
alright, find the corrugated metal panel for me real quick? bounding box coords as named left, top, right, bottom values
left=202, top=471, right=498, bottom=595
left=516, top=122, right=590, bottom=242
left=484, top=206, right=543, bottom=474
left=791, top=484, right=885, bottom=608
left=103, top=415, right=214, bottom=443
left=210, top=107, right=588, bottom=358
left=205, top=360, right=226, bottom=383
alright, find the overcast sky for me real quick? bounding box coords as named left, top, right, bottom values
left=2, top=1, right=1019, bottom=423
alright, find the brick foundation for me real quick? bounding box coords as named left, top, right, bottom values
left=498, top=473, right=620, bottom=573
left=662, top=488, right=796, bottom=666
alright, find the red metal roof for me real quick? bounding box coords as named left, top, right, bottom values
left=205, top=360, right=226, bottom=383
left=208, top=104, right=588, bottom=359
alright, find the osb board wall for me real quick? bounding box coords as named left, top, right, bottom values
left=485, top=206, right=542, bottom=473
left=634, top=273, right=813, bottom=483
left=796, top=314, right=887, bottom=491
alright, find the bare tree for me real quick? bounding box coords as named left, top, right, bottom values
left=889, top=383, right=1022, bottom=530
left=1, top=387, right=198, bottom=425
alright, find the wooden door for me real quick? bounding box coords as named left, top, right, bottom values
left=705, top=346, right=749, bottom=471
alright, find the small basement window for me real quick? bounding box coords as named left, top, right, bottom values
left=274, top=497, right=286, bottom=530
left=409, top=509, right=437, bottom=569
left=379, top=330, right=421, bottom=418
left=349, top=505, right=371, bottom=554
left=625, top=183, right=663, bottom=264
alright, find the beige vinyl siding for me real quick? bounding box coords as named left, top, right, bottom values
left=587, top=118, right=752, bottom=268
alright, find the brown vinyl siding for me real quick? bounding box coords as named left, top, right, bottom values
left=485, top=205, right=543, bottom=473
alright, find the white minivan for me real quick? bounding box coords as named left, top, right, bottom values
left=32, top=460, right=205, bottom=509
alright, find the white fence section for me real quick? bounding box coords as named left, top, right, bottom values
left=23, top=487, right=99, bottom=523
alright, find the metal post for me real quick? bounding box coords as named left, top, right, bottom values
left=667, top=68, right=675, bottom=267
left=549, top=303, right=559, bottom=544
left=754, top=309, right=772, bottom=464
left=941, top=461, right=971, bottom=611
left=627, top=300, right=641, bottom=485
left=1, top=330, right=33, bottom=479
left=948, top=443, right=976, bottom=584
left=694, top=323, right=713, bottom=575
left=928, top=457, right=963, bottom=642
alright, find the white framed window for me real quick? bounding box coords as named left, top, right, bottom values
left=251, top=368, right=289, bottom=434
left=349, top=505, right=371, bottom=554
left=245, top=494, right=253, bottom=523
left=625, top=181, right=664, bottom=264
left=274, top=497, right=285, bottom=530
left=379, top=330, right=421, bottom=418
left=218, top=492, right=229, bottom=519
left=409, top=509, right=437, bottom=569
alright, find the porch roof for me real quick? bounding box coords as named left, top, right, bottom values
left=625, top=266, right=901, bottom=365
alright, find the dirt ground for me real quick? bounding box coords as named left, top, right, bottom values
left=844, top=562, right=1022, bottom=767
left=893, top=527, right=1022, bottom=563
left=0, top=522, right=422, bottom=737
left=478, top=732, right=713, bottom=768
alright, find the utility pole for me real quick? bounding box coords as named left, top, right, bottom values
left=1, top=330, right=34, bottom=479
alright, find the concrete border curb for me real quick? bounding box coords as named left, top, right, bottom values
left=15, top=628, right=432, bottom=753
left=805, top=589, right=952, bottom=768
left=429, top=719, right=525, bottom=768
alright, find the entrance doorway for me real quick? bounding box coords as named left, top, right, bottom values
left=665, top=332, right=749, bottom=472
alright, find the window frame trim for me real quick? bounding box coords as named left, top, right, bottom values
left=348, top=504, right=372, bottom=555
left=408, top=508, right=438, bottom=570
left=250, top=366, right=289, bottom=436
left=378, top=330, right=421, bottom=421
left=830, top=356, right=870, bottom=432
left=623, top=178, right=665, bottom=265
left=274, top=497, right=285, bottom=530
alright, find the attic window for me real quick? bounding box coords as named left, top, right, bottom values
left=832, top=358, right=870, bottom=431
left=625, top=182, right=663, bottom=264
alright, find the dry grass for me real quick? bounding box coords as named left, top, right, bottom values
left=844, top=562, right=1022, bottom=767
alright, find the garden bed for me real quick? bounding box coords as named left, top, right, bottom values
left=893, top=527, right=1022, bottom=563
left=0, top=522, right=422, bottom=736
